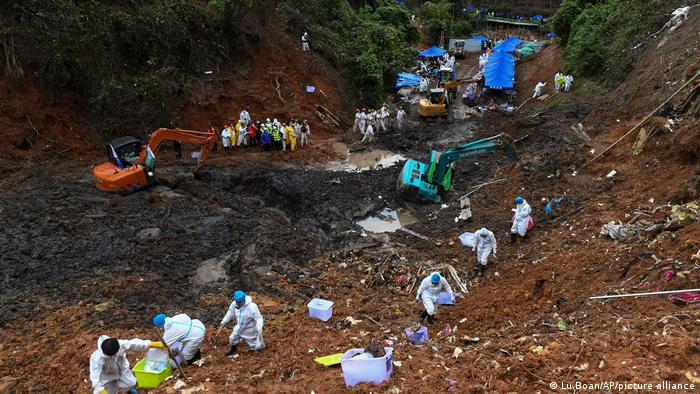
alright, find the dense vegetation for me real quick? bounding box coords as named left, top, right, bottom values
left=0, top=0, right=418, bottom=137
left=281, top=0, right=419, bottom=106
left=552, top=0, right=682, bottom=83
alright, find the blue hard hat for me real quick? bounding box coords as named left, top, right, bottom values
left=234, top=290, right=246, bottom=302
left=153, top=313, right=166, bottom=327
left=515, top=196, right=524, bottom=204
left=431, top=273, right=441, bottom=284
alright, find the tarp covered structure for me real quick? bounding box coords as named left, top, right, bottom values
left=395, top=72, right=421, bottom=88
left=484, top=50, right=515, bottom=89
left=532, top=15, right=544, bottom=20
left=470, top=35, right=489, bottom=41
left=418, top=45, right=448, bottom=58
left=493, top=37, right=523, bottom=53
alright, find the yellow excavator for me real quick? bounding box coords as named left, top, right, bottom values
left=418, top=80, right=467, bottom=118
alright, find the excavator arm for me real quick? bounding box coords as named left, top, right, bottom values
left=434, top=133, right=516, bottom=183
left=137, top=128, right=216, bottom=171
left=93, top=128, right=216, bottom=192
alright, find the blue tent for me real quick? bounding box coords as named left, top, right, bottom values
left=546, top=32, right=557, bottom=37
left=493, top=37, right=524, bottom=53
left=395, top=72, right=421, bottom=88
left=484, top=51, right=515, bottom=89
left=418, top=45, right=447, bottom=58
left=470, top=35, right=489, bottom=41
left=532, top=15, right=544, bottom=20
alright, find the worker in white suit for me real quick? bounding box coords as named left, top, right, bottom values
left=511, top=196, right=532, bottom=241
left=473, top=227, right=497, bottom=276
left=220, top=290, right=264, bottom=355
left=89, top=335, right=164, bottom=394
left=415, top=272, right=453, bottom=325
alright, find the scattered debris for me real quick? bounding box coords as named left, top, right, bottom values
left=452, top=347, right=463, bottom=358
left=173, top=379, right=186, bottom=390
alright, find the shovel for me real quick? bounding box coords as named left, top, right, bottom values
left=152, top=328, right=187, bottom=380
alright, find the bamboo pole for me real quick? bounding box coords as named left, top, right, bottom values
left=589, top=288, right=700, bottom=300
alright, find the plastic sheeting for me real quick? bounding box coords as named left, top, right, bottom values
left=493, top=36, right=523, bottom=53
left=395, top=72, right=421, bottom=88
left=470, top=35, right=489, bottom=41
left=418, top=45, right=447, bottom=57
left=484, top=50, right=515, bottom=89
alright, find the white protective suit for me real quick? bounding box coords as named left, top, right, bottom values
left=533, top=82, right=546, bottom=98
left=237, top=126, right=247, bottom=146
left=353, top=111, right=361, bottom=132
left=554, top=72, right=562, bottom=91
left=379, top=107, right=389, bottom=132
left=473, top=228, right=497, bottom=265
left=511, top=199, right=532, bottom=237
left=89, top=336, right=151, bottom=394
left=362, top=124, right=374, bottom=143
left=415, top=272, right=453, bottom=316
left=239, top=109, right=250, bottom=129
left=162, top=314, right=206, bottom=361
left=221, top=127, right=231, bottom=148
left=358, top=111, right=367, bottom=133
left=564, top=75, right=574, bottom=92
left=222, top=296, right=265, bottom=350
left=396, top=109, right=405, bottom=130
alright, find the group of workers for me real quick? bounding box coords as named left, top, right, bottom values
left=215, top=107, right=311, bottom=152
left=91, top=196, right=535, bottom=392
left=416, top=196, right=532, bottom=325
left=352, top=106, right=406, bottom=143
left=532, top=72, right=574, bottom=99
left=90, top=291, right=265, bottom=394
left=554, top=72, right=574, bottom=93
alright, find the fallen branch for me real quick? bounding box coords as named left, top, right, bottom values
left=273, top=74, right=286, bottom=104
left=362, top=314, right=384, bottom=327
left=445, top=263, right=468, bottom=293
left=459, top=178, right=508, bottom=199
left=398, top=227, right=429, bottom=240
left=515, top=98, right=532, bottom=112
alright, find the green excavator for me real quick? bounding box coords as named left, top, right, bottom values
left=396, top=134, right=517, bottom=203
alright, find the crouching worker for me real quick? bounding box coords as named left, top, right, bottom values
left=90, top=335, right=165, bottom=394
left=153, top=313, right=206, bottom=366
left=220, top=290, right=264, bottom=355
left=415, top=272, right=453, bottom=325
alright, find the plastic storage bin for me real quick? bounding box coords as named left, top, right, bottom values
left=405, top=326, right=428, bottom=345
left=132, top=357, right=172, bottom=389
left=340, top=347, right=393, bottom=388
left=308, top=298, right=334, bottom=321
left=438, top=291, right=455, bottom=305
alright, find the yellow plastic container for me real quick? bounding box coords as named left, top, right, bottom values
left=132, top=358, right=173, bottom=389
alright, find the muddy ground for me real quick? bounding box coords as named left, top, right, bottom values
left=2, top=11, right=700, bottom=394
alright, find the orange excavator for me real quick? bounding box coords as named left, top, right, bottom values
left=93, top=128, right=216, bottom=192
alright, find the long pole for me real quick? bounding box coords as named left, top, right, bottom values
left=578, top=71, right=700, bottom=171
left=589, top=288, right=700, bottom=300
left=153, top=328, right=187, bottom=379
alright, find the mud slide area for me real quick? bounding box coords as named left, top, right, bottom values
left=2, top=11, right=700, bottom=394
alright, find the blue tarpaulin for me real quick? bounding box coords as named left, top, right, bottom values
left=493, top=37, right=524, bottom=53
left=418, top=45, right=447, bottom=58
left=546, top=31, right=557, bottom=37
left=470, top=35, right=489, bottom=41
left=532, top=15, right=544, bottom=20
left=484, top=51, right=515, bottom=89
left=395, top=72, right=421, bottom=88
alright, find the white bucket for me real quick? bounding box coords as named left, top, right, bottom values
left=307, top=298, right=333, bottom=321
left=340, top=347, right=393, bottom=388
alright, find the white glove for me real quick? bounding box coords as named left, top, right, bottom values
left=219, top=320, right=226, bottom=328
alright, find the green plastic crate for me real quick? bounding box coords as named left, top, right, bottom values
left=132, top=358, right=173, bottom=389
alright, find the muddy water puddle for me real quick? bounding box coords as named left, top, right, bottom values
left=356, top=208, right=417, bottom=233
left=326, top=142, right=405, bottom=172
